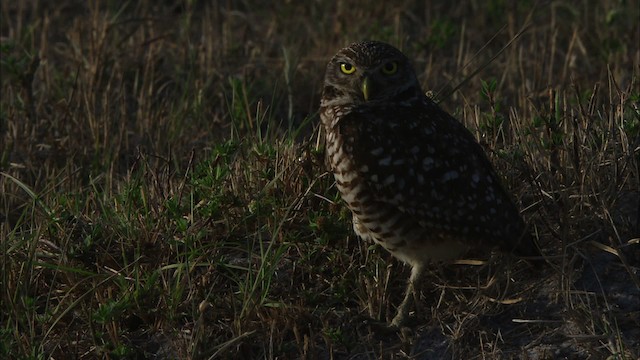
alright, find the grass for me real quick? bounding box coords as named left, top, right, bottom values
left=1, top=1, right=639, bottom=359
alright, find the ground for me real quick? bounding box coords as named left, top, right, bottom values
left=1, top=1, right=639, bottom=359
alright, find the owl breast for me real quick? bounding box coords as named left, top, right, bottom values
left=321, top=104, right=470, bottom=267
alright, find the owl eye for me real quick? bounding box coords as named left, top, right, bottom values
left=340, top=63, right=356, bottom=74
left=381, top=61, right=398, bottom=75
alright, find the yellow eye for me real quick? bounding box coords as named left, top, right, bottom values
left=340, top=63, right=356, bottom=74
left=381, top=61, right=398, bottom=75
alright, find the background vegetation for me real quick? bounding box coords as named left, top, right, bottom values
left=1, top=1, right=638, bottom=358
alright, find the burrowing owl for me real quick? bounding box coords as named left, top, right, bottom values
left=320, top=41, right=538, bottom=327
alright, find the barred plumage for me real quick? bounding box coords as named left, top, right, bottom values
left=320, top=41, right=537, bottom=327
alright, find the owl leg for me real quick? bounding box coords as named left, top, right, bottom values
left=391, top=263, right=425, bottom=327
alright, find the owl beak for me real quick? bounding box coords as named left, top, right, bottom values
left=361, top=76, right=371, bottom=101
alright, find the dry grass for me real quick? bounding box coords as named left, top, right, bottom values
left=1, top=1, right=639, bottom=359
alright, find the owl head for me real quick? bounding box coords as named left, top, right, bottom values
left=321, top=41, right=423, bottom=107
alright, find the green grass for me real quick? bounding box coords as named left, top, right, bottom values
left=2, top=1, right=639, bottom=359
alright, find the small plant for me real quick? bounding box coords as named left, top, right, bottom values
left=478, top=78, right=507, bottom=145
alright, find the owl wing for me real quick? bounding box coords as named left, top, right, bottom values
left=341, top=99, right=533, bottom=254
